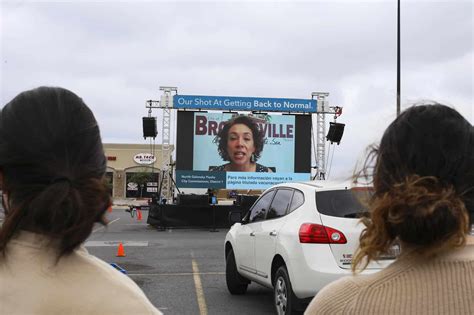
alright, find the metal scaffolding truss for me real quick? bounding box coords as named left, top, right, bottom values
left=311, top=92, right=339, bottom=180
left=144, top=87, right=176, bottom=201
left=315, top=112, right=326, bottom=179
left=158, top=86, right=176, bottom=200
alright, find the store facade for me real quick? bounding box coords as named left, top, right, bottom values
left=104, top=143, right=173, bottom=199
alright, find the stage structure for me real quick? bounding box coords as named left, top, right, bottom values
left=311, top=92, right=343, bottom=180
left=145, top=87, right=343, bottom=201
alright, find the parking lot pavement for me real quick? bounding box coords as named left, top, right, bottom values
left=86, top=208, right=277, bottom=315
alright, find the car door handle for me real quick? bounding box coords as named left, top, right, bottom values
left=269, top=231, right=277, bottom=236
left=250, top=232, right=255, bottom=236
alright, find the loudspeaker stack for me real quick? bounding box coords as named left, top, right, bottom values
left=326, top=122, right=345, bottom=144
left=143, top=117, right=157, bottom=139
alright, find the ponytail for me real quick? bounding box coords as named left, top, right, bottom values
left=0, top=176, right=111, bottom=259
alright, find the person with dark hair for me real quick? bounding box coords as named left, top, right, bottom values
left=210, top=115, right=273, bottom=172
left=306, top=103, right=473, bottom=314
left=0, top=87, right=161, bottom=314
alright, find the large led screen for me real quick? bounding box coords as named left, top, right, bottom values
left=176, top=111, right=311, bottom=189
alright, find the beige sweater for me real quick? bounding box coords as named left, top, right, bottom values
left=305, top=238, right=474, bottom=315
left=0, top=231, right=162, bottom=315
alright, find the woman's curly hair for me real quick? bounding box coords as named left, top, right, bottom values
left=214, top=115, right=265, bottom=162
left=352, top=103, right=474, bottom=272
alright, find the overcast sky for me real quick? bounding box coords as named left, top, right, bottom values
left=1, top=0, right=472, bottom=179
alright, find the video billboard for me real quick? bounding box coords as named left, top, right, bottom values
left=176, top=111, right=311, bottom=189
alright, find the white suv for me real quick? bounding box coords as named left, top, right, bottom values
left=224, top=181, right=398, bottom=314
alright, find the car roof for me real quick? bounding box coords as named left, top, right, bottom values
left=270, top=180, right=370, bottom=192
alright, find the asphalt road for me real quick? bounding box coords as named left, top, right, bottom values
left=86, top=207, right=277, bottom=315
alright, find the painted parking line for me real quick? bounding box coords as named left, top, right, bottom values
left=85, top=240, right=149, bottom=247
left=129, top=271, right=225, bottom=276
left=192, top=259, right=208, bottom=315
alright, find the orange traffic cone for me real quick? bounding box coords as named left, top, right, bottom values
left=116, top=242, right=126, bottom=257
left=107, top=205, right=113, bottom=213
left=137, top=209, right=143, bottom=221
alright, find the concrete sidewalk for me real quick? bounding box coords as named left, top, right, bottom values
left=113, top=198, right=149, bottom=207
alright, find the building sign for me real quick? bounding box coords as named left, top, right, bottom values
left=127, top=182, right=138, bottom=191
left=133, top=153, right=156, bottom=165
left=173, top=95, right=317, bottom=113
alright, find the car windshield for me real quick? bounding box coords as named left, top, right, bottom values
left=315, top=189, right=372, bottom=218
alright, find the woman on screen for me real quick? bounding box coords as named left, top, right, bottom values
left=210, top=115, right=273, bottom=172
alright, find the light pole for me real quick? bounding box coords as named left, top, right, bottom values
left=397, top=0, right=401, bottom=116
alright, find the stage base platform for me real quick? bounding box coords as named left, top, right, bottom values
left=147, top=203, right=249, bottom=229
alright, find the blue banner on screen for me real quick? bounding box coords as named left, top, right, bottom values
left=226, top=172, right=310, bottom=189
left=175, top=170, right=310, bottom=189
left=173, top=95, right=317, bottom=113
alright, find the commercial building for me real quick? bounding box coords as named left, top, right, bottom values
left=104, top=143, right=173, bottom=199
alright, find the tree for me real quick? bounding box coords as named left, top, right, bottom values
left=128, top=172, right=153, bottom=198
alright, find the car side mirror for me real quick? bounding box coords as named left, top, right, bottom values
left=229, top=211, right=242, bottom=225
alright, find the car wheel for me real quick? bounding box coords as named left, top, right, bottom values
left=274, top=266, right=297, bottom=315
left=226, top=249, right=248, bottom=295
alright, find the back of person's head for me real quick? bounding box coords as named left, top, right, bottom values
left=0, top=86, right=110, bottom=260
left=353, top=103, right=474, bottom=271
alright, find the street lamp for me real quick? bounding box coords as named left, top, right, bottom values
left=397, top=0, right=401, bottom=116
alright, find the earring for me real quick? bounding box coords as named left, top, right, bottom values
left=250, top=153, right=256, bottom=163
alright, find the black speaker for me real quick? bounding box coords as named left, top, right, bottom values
left=143, top=117, right=157, bottom=139
left=326, top=122, right=345, bottom=144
